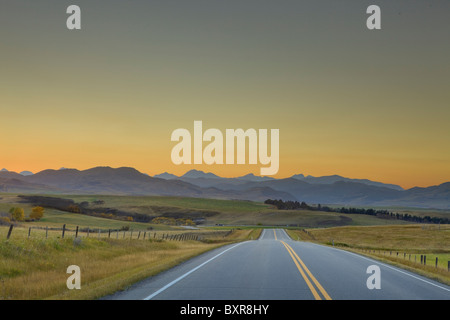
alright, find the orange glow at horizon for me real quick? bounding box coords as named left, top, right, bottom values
left=1, top=149, right=449, bottom=190
left=0, top=1, right=449, bottom=191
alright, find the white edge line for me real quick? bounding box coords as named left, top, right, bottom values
left=281, top=229, right=290, bottom=240
left=260, top=229, right=266, bottom=240
left=306, top=241, right=450, bottom=293
left=143, top=241, right=247, bottom=300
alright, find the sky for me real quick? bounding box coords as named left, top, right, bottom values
left=1, top=0, right=449, bottom=189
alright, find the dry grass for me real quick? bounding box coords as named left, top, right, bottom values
left=0, top=225, right=255, bottom=300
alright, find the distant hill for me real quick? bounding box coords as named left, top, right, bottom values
left=0, top=167, right=449, bottom=208
left=290, top=174, right=404, bottom=191
left=236, top=173, right=275, bottom=182
left=155, top=170, right=403, bottom=191
left=181, top=169, right=221, bottom=179
left=0, top=166, right=293, bottom=202
left=0, top=170, right=24, bottom=180
left=22, top=166, right=205, bottom=196
left=153, top=172, right=178, bottom=180
left=0, top=177, right=57, bottom=193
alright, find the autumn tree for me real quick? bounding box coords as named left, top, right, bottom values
left=30, top=206, right=45, bottom=220
left=9, top=207, right=25, bottom=221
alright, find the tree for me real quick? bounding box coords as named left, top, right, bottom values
left=9, top=207, right=25, bottom=221
left=68, top=204, right=81, bottom=213
left=30, top=206, right=45, bottom=220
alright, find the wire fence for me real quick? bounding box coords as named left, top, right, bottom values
left=356, top=247, right=450, bottom=273
left=1, top=224, right=233, bottom=242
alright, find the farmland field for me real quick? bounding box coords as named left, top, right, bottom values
left=4, top=193, right=446, bottom=229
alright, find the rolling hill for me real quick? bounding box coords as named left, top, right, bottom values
left=0, top=167, right=293, bottom=202
left=154, top=170, right=450, bottom=209
left=0, top=167, right=449, bottom=208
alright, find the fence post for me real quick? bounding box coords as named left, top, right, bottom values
left=138, top=231, right=141, bottom=239
left=28, top=227, right=31, bottom=239
left=75, top=226, right=79, bottom=238
left=108, top=229, right=111, bottom=238
left=435, top=257, right=438, bottom=268
left=6, top=224, right=13, bottom=240
left=62, top=224, right=66, bottom=239
left=424, top=255, right=427, bottom=265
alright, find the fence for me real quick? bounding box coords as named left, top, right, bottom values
left=357, top=247, right=450, bottom=272
left=2, top=224, right=232, bottom=242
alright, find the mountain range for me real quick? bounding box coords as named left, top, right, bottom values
left=0, top=167, right=449, bottom=209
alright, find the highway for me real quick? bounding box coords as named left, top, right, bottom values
left=103, top=229, right=450, bottom=300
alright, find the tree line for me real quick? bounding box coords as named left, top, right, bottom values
left=17, top=195, right=148, bottom=223
left=264, top=199, right=449, bottom=225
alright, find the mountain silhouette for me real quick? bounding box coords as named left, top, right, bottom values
left=290, top=174, right=404, bottom=191
left=0, top=166, right=292, bottom=202
left=0, top=167, right=448, bottom=208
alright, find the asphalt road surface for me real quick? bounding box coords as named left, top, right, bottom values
left=103, top=229, right=450, bottom=300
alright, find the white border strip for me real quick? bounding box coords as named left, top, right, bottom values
left=143, top=242, right=246, bottom=300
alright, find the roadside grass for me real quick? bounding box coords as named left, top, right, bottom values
left=0, top=225, right=255, bottom=300
left=286, top=224, right=450, bottom=285
left=225, top=228, right=262, bottom=241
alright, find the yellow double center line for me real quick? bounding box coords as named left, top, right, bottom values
left=280, top=240, right=332, bottom=300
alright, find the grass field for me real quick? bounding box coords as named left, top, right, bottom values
left=3, top=193, right=439, bottom=229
